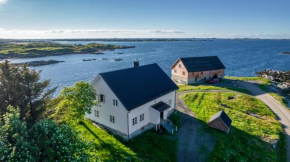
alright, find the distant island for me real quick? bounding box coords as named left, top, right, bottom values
left=14, top=60, right=64, bottom=66
left=0, top=42, right=135, bottom=59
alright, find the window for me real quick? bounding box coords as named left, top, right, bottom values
left=94, top=110, right=99, bottom=117
left=174, top=69, right=177, bottom=73
left=140, top=114, right=144, bottom=121
left=132, top=117, right=137, bottom=125
left=179, top=64, right=181, bottom=68
left=169, top=99, right=172, bottom=106
left=98, top=94, right=105, bottom=103
left=219, top=70, right=222, bottom=73
left=182, top=71, right=185, bottom=75
left=201, top=71, right=203, bottom=75
left=113, top=99, right=118, bottom=106
left=191, top=72, right=195, bottom=76
left=195, top=78, right=198, bottom=82
left=110, top=115, right=115, bottom=123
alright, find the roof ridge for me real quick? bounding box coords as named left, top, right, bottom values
left=100, top=63, right=158, bottom=75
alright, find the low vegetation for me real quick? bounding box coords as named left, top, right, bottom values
left=178, top=84, right=250, bottom=94
left=182, top=92, right=286, bottom=161
left=74, top=119, right=177, bottom=162
left=226, top=76, right=289, bottom=109
left=224, top=76, right=270, bottom=84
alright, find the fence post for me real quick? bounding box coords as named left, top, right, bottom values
left=172, top=129, right=174, bottom=134
left=176, top=126, right=178, bottom=131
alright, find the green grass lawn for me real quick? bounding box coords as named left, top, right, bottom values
left=74, top=119, right=177, bottom=162
left=226, top=76, right=289, bottom=109
left=182, top=92, right=286, bottom=162
left=178, top=84, right=250, bottom=94
left=225, top=76, right=271, bottom=84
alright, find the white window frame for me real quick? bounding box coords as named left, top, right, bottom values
left=133, top=117, right=137, bottom=125
left=110, top=115, right=115, bottom=123
left=98, top=94, right=105, bottom=103
left=113, top=99, right=118, bottom=106
left=94, top=110, right=99, bottom=117
left=140, top=114, right=144, bottom=122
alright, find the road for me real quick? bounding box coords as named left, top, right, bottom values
left=237, top=81, right=290, bottom=162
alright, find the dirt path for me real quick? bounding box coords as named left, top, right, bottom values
left=236, top=81, right=290, bottom=162
left=175, top=91, right=215, bottom=162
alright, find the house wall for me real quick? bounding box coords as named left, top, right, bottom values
left=171, top=60, right=189, bottom=84
left=85, top=76, right=129, bottom=136
left=188, top=69, right=225, bottom=84
left=207, top=118, right=229, bottom=133
left=128, top=91, right=176, bottom=135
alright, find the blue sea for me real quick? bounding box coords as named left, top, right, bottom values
left=7, top=39, right=290, bottom=95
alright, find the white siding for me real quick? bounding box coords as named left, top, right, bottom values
left=128, top=91, right=176, bottom=134
left=85, top=76, right=129, bottom=135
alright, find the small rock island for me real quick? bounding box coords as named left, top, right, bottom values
left=14, top=60, right=64, bottom=66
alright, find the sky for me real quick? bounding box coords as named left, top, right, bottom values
left=0, top=0, right=289, bottom=39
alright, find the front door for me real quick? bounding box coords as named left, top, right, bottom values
left=160, top=111, right=164, bottom=119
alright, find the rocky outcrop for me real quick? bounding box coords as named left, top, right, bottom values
left=14, top=60, right=64, bottom=66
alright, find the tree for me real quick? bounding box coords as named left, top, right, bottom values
left=55, top=81, right=97, bottom=125
left=0, top=61, right=56, bottom=125
left=0, top=106, right=36, bottom=161
left=0, top=106, right=95, bottom=161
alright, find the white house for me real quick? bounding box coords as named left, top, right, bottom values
left=86, top=62, right=179, bottom=140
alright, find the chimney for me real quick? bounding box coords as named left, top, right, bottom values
left=134, top=59, right=139, bottom=67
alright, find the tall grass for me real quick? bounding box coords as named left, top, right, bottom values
left=182, top=92, right=286, bottom=162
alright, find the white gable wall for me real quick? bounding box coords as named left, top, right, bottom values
left=128, top=91, right=176, bottom=134
left=85, top=76, right=129, bottom=135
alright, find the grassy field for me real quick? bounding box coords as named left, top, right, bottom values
left=182, top=92, right=286, bottom=162
left=178, top=84, right=250, bottom=94
left=226, top=76, right=289, bottom=109
left=225, top=76, right=271, bottom=84
left=74, top=119, right=177, bottom=162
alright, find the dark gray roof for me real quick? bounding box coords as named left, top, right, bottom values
left=208, top=110, right=232, bottom=128
left=100, top=63, right=179, bottom=111
left=176, top=56, right=226, bottom=72
left=151, top=101, right=170, bottom=112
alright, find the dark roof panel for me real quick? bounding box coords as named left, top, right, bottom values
left=208, top=110, right=232, bottom=128
left=220, top=111, right=232, bottom=128
left=151, top=101, right=170, bottom=112
left=179, top=56, right=226, bottom=72
left=100, top=64, right=179, bottom=111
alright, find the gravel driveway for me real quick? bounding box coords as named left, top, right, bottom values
left=175, top=91, right=215, bottom=162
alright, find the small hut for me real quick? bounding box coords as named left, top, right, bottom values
left=207, top=110, right=232, bottom=133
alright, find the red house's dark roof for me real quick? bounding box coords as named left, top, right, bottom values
left=172, top=56, right=226, bottom=72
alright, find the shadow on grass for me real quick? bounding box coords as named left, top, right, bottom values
left=80, top=120, right=177, bottom=162
left=176, top=109, right=287, bottom=162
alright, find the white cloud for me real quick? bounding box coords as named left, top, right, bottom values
left=0, top=0, right=7, bottom=4
left=0, top=28, right=184, bottom=34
